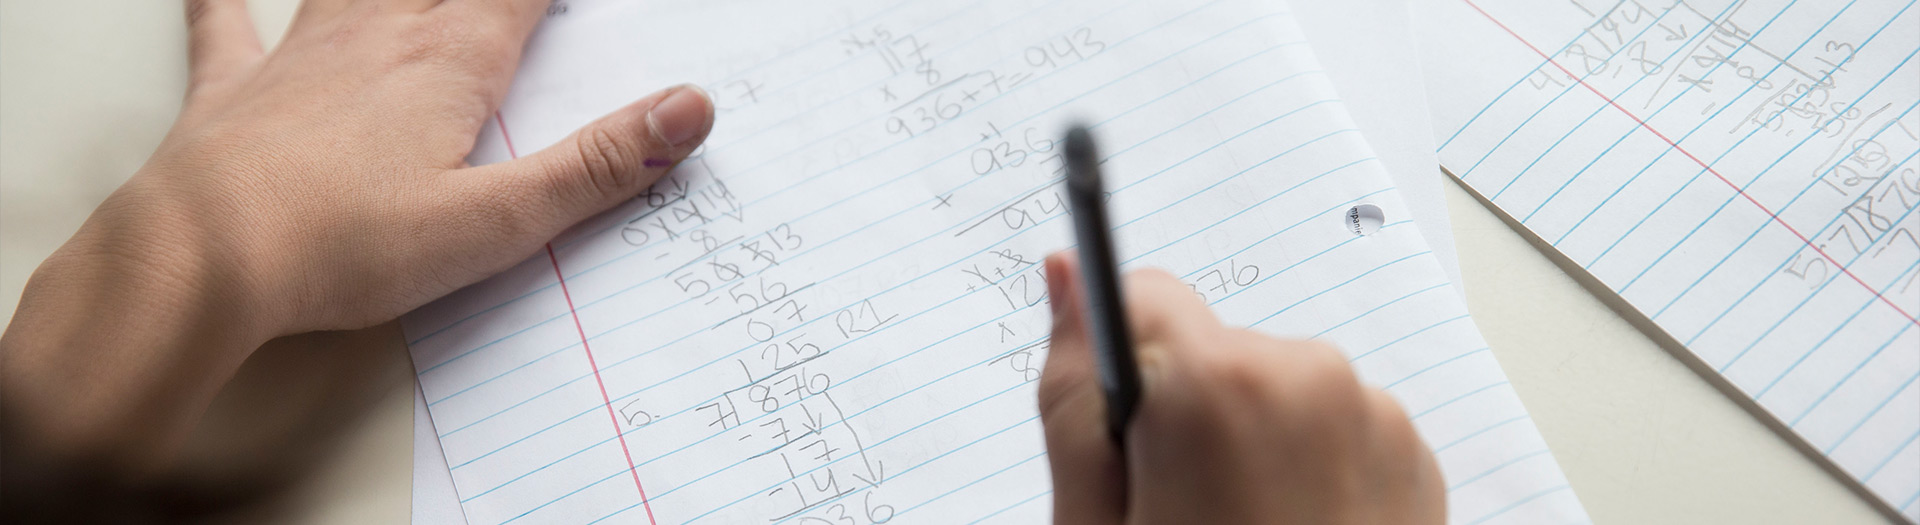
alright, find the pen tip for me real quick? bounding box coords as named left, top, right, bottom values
left=1063, top=124, right=1101, bottom=188
left=1064, top=124, right=1095, bottom=161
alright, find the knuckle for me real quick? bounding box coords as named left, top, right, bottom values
left=184, top=0, right=212, bottom=26
left=1125, top=267, right=1185, bottom=294
left=1363, top=388, right=1434, bottom=466
left=1310, top=348, right=1365, bottom=400
left=1035, top=363, right=1084, bottom=421
left=1364, top=387, right=1410, bottom=421
left=1261, top=339, right=1368, bottom=422
left=393, top=15, right=508, bottom=72
left=575, top=124, right=641, bottom=197
left=1122, top=269, right=1216, bottom=339
left=1364, top=388, right=1419, bottom=441
left=1192, top=334, right=1280, bottom=400
left=390, top=34, right=449, bottom=68
left=1035, top=375, right=1069, bottom=418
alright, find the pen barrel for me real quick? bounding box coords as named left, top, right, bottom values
left=1063, top=126, right=1142, bottom=444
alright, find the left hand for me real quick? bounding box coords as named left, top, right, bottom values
left=1, top=0, right=714, bottom=485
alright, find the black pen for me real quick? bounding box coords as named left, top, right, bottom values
left=1061, top=124, right=1142, bottom=444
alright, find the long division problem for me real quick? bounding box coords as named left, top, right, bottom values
left=1422, top=0, right=1919, bottom=518
left=405, top=0, right=1589, bottom=523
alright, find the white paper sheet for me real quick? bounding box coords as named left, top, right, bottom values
left=411, top=4, right=1466, bottom=519
left=1294, top=0, right=1460, bottom=285
left=415, top=383, right=472, bottom=525
left=1417, top=0, right=1920, bottom=518
left=412, top=0, right=1470, bottom=520
left=408, top=0, right=1584, bottom=523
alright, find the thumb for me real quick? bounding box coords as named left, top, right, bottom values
left=446, top=84, right=714, bottom=243
left=1037, top=251, right=1127, bottom=525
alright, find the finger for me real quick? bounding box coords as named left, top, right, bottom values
left=184, top=0, right=263, bottom=89
left=1363, top=388, right=1448, bottom=524
left=1042, top=252, right=1092, bottom=385
left=289, top=0, right=359, bottom=31
left=382, top=0, right=444, bottom=12
left=1120, top=268, right=1220, bottom=356
left=1037, top=252, right=1128, bottom=525
left=433, top=84, right=713, bottom=249
left=434, top=0, right=552, bottom=43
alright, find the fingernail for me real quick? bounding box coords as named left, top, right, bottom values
left=1044, top=253, right=1069, bottom=316
left=647, top=84, right=714, bottom=147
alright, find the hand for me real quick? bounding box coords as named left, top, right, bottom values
left=1038, top=252, right=1445, bottom=524
left=1, top=0, right=712, bottom=478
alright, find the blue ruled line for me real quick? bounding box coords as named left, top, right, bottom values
left=1578, top=2, right=1914, bottom=273
left=1438, top=0, right=1640, bottom=152
left=1822, top=366, right=1919, bottom=455
left=1862, top=428, right=1920, bottom=482
left=476, top=135, right=1399, bottom=521
left=1789, top=324, right=1914, bottom=426
left=410, top=0, right=1229, bottom=358
left=1615, top=45, right=1917, bottom=295
left=1514, top=0, right=1836, bottom=223
left=1715, top=207, right=1920, bottom=375
left=1433, top=414, right=1531, bottom=454
left=406, top=0, right=1044, bottom=347
left=1455, top=1, right=1703, bottom=184
left=410, top=1, right=1566, bottom=522
left=1464, top=484, right=1572, bottom=525
left=967, top=488, right=1052, bottom=524
left=1683, top=148, right=1920, bottom=349
left=528, top=168, right=1411, bottom=521
left=427, top=41, right=1321, bottom=410
left=1448, top=449, right=1553, bottom=491
left=1751, top=252, right=1920, bottom=399
left=432, top=36, right=1324, bottom=427
left=1384, top=347, right=1492, bottom=392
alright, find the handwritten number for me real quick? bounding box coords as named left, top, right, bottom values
left=769, top=223, right=804, bottom=250
left=834, top=300, right=895, bottom=339
left=730, top=283, right=762, bottom=312
left=865, top=492, right=895, bottom=523
left=747, top=319, right=776, bottom=342
left=777, top=300, right=808, bottom=322
left=1783, top=253, right=1829, bottom=288
left=621, top=221, right=652, bottom=246
left=1873, top=225, right=1920, bottom=255
left=617, top=399, right=652, bottom=427
left=1829, top=224, right=1864, bottom=255
left=1072, top=27, right=1106, bottom=55
left=885, top=117, right=914, bottom=138
left=676, top=273, right=711, bottom=296
left=971, top=148, right=1003, bottom=175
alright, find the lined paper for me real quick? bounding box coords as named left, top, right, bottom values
left=415, top=382, right=472, bottom=525
left=413, top=0, right=1472, bottom=519
left=404, top=0, right=1589, bottom=523
left=1418, top=0, right=1919, bottom=518
left=1292, top=0, right=1462, bottom=285
left=411, top=2, right=1471, bottom=515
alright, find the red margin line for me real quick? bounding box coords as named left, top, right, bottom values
left=1458, top=0, right=1918, bottom=325
left=494, top=112, right=520, bottom=158
left=544, top=245, right=658, bottom=524
left=501, top=111, right=661, bottom=524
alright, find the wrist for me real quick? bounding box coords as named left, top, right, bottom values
left=1, top=173, right=284, bottom=472
left=65, top=176, right=289, bottom=342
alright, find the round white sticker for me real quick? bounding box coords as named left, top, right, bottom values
left=1346, top=203, right=1384, bottom=236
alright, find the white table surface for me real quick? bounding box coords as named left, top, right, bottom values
left=0, top=1, right=1892, bottom=523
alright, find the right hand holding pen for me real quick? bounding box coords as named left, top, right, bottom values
left=1038, top=252, right=1445, bottom=524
